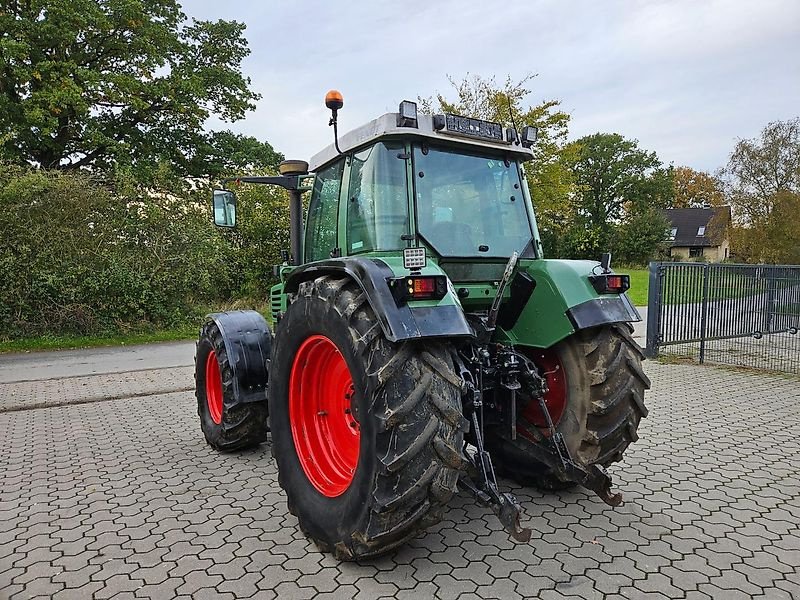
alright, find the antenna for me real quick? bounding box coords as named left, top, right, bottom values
left=505, top=93, right=519, bottom=144
left=325, top=90, right=344, bottom=154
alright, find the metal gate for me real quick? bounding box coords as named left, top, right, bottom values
left=645, top=262, right=800, bottom=375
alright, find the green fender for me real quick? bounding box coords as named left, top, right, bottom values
left=495, top=259, right=641, bottom=349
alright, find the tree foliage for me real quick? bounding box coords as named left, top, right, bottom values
left=0, top=0, right=267, bottom=178
left=561, top=133, right=673, bottom=261
left=731, top=191, right=800, bottom=264
left=0, top=163, right=235, bottom=337
left=721, top=118, right=800, bottom=225
left=672, top=166, right=725, bottom=208
left=721, top=118, right=800, bottom=263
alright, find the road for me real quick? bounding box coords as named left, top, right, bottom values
left=0, top=341, right=195, bottom=383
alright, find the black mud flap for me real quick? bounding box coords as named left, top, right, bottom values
left=205, top=310, right=272, bottom=407
left=566, top=294, right=641, bottom=330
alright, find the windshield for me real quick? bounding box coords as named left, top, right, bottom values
left=413, top=146, right=533, bottom=258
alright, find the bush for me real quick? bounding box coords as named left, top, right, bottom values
left=0, top=165, right=233, bottom=337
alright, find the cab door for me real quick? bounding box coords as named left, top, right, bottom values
left=304, top=159, right=345, bottom=263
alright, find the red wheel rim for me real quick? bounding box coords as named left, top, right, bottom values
left=289, top=335, right=360, bottom=498
left=205, top=350, right=223, bottom=425
left=521, top=348, right=567, bottom=431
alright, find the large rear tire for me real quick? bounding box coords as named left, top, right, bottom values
left=486, top=323, right=650, bottom=489
left=269, top=276, right=466, bottom=560
left=195, top=320, right=269, bottom=451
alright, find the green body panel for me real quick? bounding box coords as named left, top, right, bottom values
left=269, top=282, right=287, bottom=328
left=373, top=255, right=462, bottom=309
left=496, top=258, right=611, bottom=349
left=271, top=254, right=621, bottom=349
left=270, top=254, right=461, bottom=319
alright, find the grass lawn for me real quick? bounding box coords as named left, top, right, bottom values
left=623, top=268, right=649, bottom=307
left=0, top=300, right=273, bottom=354
left=0, top=325, right=198, bottom=353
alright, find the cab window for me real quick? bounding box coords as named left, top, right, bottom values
left=305, top=160, right=344, bottom=262
left=346, top=142, right=409, bottom=254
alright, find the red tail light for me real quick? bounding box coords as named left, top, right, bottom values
left=589, top=274, right=630, bottom=294
left=388, top=276, right=447, bottom=304
left=413, top=278, right=436, bottom=294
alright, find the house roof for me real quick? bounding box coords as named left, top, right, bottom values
left=663, top=207, right=731, bottom=247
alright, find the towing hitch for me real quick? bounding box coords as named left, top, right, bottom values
left=518, top=394, right=623, bottom=508
left=460, top=412, right=532, bottom=542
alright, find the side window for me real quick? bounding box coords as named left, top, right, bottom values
left=347, top=142, right=408, bottom=254
left=305, top=160, right=344, bottom=263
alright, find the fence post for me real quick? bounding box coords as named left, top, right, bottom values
left=699, top=263, right=711, bottom=364
left=764, top=265, right=777, bottom=334
left=645, top=261, right=661, bottom=358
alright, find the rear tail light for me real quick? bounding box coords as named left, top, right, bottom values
left=589, top=273, right=630, bottom=294
left=413, top=278, right=436, bottom=294
left=388, top=276, right=447, bottom=304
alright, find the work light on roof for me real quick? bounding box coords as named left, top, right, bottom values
left=398, top=100, right=418, bottom=128
left=521, top=126, right=538, bottom=148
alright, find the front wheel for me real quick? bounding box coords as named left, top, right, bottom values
left=195, top=320, right=269, bottom=451
left=269, top=276, right=466, bottom=560
left=486, top=323, right=650, bottom=489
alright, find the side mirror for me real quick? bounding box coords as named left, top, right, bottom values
left=212, top=189, right=237, bottom=228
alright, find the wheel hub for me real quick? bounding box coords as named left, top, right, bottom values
left=205, top=350, right=223, bottom=425
left=289, top=335, right=360, bottom=497
left=521, top=348, right=567, bottom=430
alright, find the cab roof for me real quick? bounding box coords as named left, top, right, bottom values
left=308, top=112, right=535, bottom=172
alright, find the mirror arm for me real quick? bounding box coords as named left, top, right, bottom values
left=221, top=175, right=300, bottom=190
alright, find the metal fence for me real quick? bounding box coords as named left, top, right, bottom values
left=645, top=262, right=800, bottom=375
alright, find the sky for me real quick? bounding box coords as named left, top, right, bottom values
left=182, top=0, right=800, bottom=173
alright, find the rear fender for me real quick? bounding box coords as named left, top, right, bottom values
left=497, top=259, right=641, bottom=348
left=284, top=257, right=473, bottom=343
left=205, top=310, right=272, bottom=405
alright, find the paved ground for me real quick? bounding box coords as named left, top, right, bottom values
left=0, top=341, right=194, bottom=383
left=2, top=341, right=800, bottom=599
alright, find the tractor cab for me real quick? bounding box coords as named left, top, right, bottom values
left=304, top=102, right=542, bottom=274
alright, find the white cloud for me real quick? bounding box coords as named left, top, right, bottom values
left=185, top=0, right=800, bottom=172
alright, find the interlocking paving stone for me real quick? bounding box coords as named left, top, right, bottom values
left=0, top=366, right=194, bottom=412
left=1, top=360, right=799, bottom=599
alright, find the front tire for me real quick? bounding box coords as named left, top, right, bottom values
left=269, top=276, right=466, bottom=560
left=195, top=320, right=269, bottom=451
left=486, top=323, right=650, bottom=489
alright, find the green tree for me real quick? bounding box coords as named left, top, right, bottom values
left=722, top=118, right=799, bottom=225
left=731, top=191, right=800, bottom=264
left=721, top=118, right=800, bottom=263
left=563, top=133, right=673, bottom=261
left=0, top=162, right=233, bottom=336
left=0, top=0, right=265, bottom=178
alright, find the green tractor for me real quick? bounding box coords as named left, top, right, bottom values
left=195, top=91, right=650, bottom=559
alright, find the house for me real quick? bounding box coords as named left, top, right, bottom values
left=663, top=206, right=732, bottom=262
